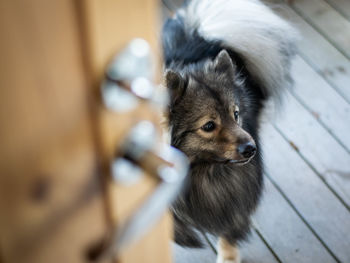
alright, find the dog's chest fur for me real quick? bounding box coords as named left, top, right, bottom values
left=173, top=156, right=263, bottom=232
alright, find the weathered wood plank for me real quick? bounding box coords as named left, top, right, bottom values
left=240, top=231, right=280, bottom=263
left=261, top=122, right=350, bottom=262
left=205, top=231, right=280, bottom=263
left=291, top=0, right=350, bottom=58
left=324, top=0, right=350, bottom=20
left=166, top=1, right=350, bottom=262
left=173, top=242, right=217, bottom=263
left=254, top=177, right=336, bottom=263
left=265, top=0, right=350, bottom=103
left=272, top=92, right=350, bottom=207
left=291, top=56, right=350, bottom=152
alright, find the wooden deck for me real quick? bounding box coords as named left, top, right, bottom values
left=163, top=0, right=350, bottom=262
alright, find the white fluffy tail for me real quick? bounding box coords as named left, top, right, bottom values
left=178, top=0, right=298, bottom=101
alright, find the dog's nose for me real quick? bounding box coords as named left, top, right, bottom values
left=237, top=142, right=256, bottom=158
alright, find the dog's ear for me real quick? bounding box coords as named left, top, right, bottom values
left=165, top=70, right=185, bottom=103
left=213, top=49, right=236, bottom=76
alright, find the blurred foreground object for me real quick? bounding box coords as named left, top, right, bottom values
left=0, top=0, right=185, bottom=262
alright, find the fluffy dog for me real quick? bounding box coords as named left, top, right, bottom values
left=162, top=0, right=297, bottom=262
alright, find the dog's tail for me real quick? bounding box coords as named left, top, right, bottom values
left=164, top=0, right=298, bottom=102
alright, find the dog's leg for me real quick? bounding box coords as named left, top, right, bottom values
left=216, top=237, right=241, bottom=263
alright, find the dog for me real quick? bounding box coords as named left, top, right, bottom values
left=162, top=0, right=297, bottom=262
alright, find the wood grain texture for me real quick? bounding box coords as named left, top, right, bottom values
left=240, top=231, right=280, bottom=263
left=324, top=0, right=350, bottom=20
left=173, top=242, right=217, bottom=263
left=261, top=123, right=350, bottom=262
left=291, top=0, right=350, bottom=58
left=0, top=0, right=173, bottom=262
left=290, top=56, right=350, bottom=152
left=254, top=177, right=336, bottom=263
left=265, top=1, right=350, bottom=103
left=206, top=231, right=281, bottom=263
left=272, top=91, right=350, bottom=207
left=189, top=231, right=280, bottom=263
left=79, top=0, right=173, bottom=263
left=0, top=0, right=107, bottom=262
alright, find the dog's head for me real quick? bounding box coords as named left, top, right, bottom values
left=166, top=50, right=256, bottom=165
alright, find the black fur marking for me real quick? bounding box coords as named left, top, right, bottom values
left=162, top=17, right=267, bottom=102
left=163, top=17, right=223, bottom=67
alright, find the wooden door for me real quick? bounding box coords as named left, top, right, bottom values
left=0, top=0, right=172, bottom=262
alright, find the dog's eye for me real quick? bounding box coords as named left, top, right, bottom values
left=201, top=121, right=216, bottom=132
left=234, top=110, right=239, bottom=121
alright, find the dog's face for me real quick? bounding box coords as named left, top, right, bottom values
left=166, top=50, right=256, bottom=165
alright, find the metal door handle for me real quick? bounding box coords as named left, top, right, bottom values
left=88, top=39, right=189, bottom=261
left=101, top=38, right=167, bottom=113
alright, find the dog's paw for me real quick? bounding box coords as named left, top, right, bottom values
left=216, top=256, right=241, bottom=263
left=216, top=250, right=241, bottom=263
left=216, top=238, right=241, bottom=263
